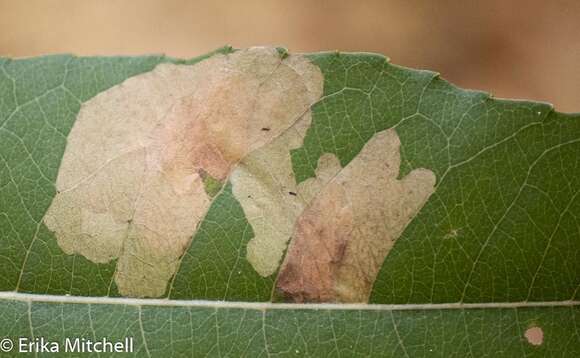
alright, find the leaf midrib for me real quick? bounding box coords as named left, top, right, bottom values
left=1, top=291, right=578, bottom=311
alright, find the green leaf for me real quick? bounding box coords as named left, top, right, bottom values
left=0, top=47, right=578, bottom=356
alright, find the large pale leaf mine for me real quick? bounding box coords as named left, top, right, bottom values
left=40, top=47, right=437, bottom=300
left=0, top=47, right=578, bottom=356
left=44, top=48, right=324, bottom=297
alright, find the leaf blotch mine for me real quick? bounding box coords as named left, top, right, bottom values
left=43, top=47, right=321, bottom=297
left=277, top=129, right=436, bottom=303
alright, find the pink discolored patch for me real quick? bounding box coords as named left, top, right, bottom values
left=524, top=326, right=544, bottom=346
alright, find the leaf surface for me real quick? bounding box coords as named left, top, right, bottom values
left=0, top=47, right=578, bottom=356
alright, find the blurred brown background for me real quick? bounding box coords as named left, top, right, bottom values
left=1, top=0, right=579, bottom=112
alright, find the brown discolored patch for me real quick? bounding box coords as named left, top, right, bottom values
left=277, top=129, right=436, bottom=302
left=43, top=47, right=320, bottom=297
left=525, top=326, right=544, bottom=346
left=275, top=183, right=353, bottom=302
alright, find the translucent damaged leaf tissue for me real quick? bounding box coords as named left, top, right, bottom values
left=44, top=48, right=323, bottom=297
